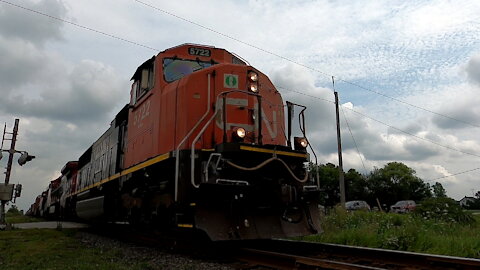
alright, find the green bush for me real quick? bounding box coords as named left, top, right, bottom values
left=7, top=205, right=20, bottom=214
left=415, top=197, right=475, bottom=224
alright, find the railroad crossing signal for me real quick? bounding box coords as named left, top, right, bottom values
left=18, top=152, right=35, bottom=166
left=1, top=118, right=35, bottom=226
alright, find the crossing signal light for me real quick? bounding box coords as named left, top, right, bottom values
left=15, top=184, right=22, bottom=198
left=18, top=152, right=35, bottom=166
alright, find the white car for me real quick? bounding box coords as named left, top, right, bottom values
left=346, top=200, right=371, bottom=211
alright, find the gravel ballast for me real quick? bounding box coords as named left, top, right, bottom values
left=77, top=231, right=236, bottom=270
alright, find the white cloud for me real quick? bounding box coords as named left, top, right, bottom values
left=432, top=165, right=454, bottom=180
left=430, top=84, right=480, bottom=130
left=400, top=1, right=477, bottom=37
left=465, top=53, right=480, bottom=84
left=0, top=0, right=65, bottom=46
left=0, top=58, right=127, bottom=123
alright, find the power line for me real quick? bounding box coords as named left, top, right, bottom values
left=340, top=105, right=369, bottom=175
left=333, top=75, right=368, bottom=175
left=132, top=0, right=332, bottom=80
left=429, top=167, right=480, bottom=181
left=276, top=86, right=335, bottom=104
left=344, top=107, right=480, bottom=159
left=132, top=0, right=480, bottom=129
left=0, top=0, right=159, bottom=52
left=345, top=105, right=480, bottom=182
left=281, top=85, right=480, bottom=176
left=279, top=82, right=479, bottom=175
left=336, top=79, right=480, bottom=129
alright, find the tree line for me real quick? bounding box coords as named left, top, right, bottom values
left=312, top=161, right=449, bottom=208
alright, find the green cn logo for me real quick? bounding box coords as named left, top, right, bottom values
left=224, top=74, right=238, bottom=89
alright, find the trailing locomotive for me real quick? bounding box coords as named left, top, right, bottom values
left=29, top=44, right=323, bottom=240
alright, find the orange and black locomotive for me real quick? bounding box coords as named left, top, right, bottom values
left=29, top=44, right=322, bottom=240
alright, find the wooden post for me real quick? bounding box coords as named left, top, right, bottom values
left=334, top=92, right=346, bottom=207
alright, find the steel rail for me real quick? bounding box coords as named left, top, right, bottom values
left=226, top=239, right=480, bottom=270
left=235, top=248, right=385, bottom=270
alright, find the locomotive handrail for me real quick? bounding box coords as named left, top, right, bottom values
left=189, top=106, right=219, bottom=188
left=287, top=101, right=320, bottom=189
left=204, top=153, right=222, bottom=184
left=190, top=90, right=262, bottom=188
left=174, top=73, right=212, bottom=201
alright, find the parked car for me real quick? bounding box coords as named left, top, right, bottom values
left=390, top=200, right=416, bottom=213
left=345, top=200, right=371, bottom=211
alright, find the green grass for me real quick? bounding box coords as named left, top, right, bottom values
left=5, top=212, right=44, bottom=224
left=465, top=210, right=480, bottom=215
left=0, top=229, right=155, bottom=270
left=300, top=208, right=480, bottom=258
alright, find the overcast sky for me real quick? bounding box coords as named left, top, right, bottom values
left=1, top=0, right=479, bottom=211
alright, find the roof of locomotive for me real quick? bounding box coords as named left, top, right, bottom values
left=61, top=161, right=78, bottom=174
left=131, top=43, right=249, bottom=80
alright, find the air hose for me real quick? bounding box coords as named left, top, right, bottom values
left=225, top=157, right=308, bottom=183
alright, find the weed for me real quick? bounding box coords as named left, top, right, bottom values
left=301, top=210, right=480, bottom=258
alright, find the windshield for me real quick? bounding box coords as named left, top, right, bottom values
left=163, top=58, right=213, bottom=82
left=395, top=201, right=410, bottom=206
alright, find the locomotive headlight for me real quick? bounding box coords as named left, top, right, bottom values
left=248, top=71, right=258, bottom=82
left=247, top=71, right=258, bottom=93
left=233, top=127, right=247, bottom=139
left=299, top=138, right=308, bottom=148
left=249, top=83, right=258, bottom=93
left=294, top=137, right=308, bottom=150
left=232, top=127, right=247, bottom=142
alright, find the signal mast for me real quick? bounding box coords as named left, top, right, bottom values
left=0, top=119, right=35, bottom=228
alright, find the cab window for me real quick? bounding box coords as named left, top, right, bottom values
left=131, top=57, right=155, bottom=104
left=163, top=58, right=213, bottom=82
left=137, top=65, right=154, bottom=98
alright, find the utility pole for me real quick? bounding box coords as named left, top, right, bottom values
left=0, top=119, right=34, bottom=227
left=334, top=86, right=346, bottom=207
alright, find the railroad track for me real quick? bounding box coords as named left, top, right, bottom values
left=225, top=239, right=480, bottom=270
left=83, top=225, right=480, bottom=269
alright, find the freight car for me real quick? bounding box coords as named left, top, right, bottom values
left=30, top=44, right=323, bottom=240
